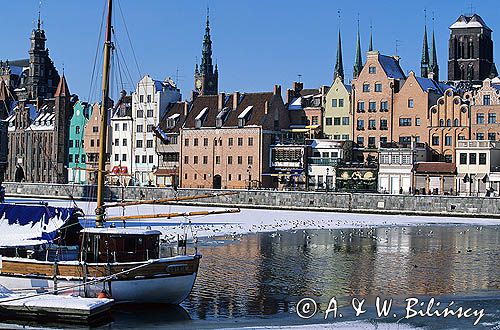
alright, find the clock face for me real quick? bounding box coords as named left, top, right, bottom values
left=196, top=79, right=202, bottom=89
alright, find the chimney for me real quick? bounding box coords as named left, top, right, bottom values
left=183, top=102, right=189, bottom=117
left=286, top=89, right=295, bottom=104
left=264, top=100, right=269, bottom=115
left=218, top=92, right=225, bottom=110
left=232, top=92, right=240, bottom=110
left=320, top=85, right=329, bottom=96
left=292, top=81, right=303, bottom=93
left=273, top=84, right=281, bottom=97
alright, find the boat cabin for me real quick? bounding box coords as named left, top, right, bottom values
left=80, top=228, right=161, bottom=263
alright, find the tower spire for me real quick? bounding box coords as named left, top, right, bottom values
left=37, top=0, right=42, bottom=30
left=369, top=23, right=373, bottom=51
left=334, top=11, right=344, bottom=83
left=353, top=15, right=363, bottom=79
left=421, top=9, right=430, bottom=78
left=195, top=7, right=218, bottom=95
left=429, top=15, right=439, bottom=80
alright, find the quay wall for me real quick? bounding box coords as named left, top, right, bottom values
left=3, top=182, right=499, bottom=218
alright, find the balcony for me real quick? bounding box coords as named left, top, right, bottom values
left=308, top=157, right=339, bottom=166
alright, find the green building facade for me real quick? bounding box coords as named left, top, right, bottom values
left=68, top=101, right=89, bottom=184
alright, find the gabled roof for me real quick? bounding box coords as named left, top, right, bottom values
left=158, top=102, right=188, bottom=133
left=183, top=95, right=220, bottom=128
left=224, top=92, right=274, bottom=127
left=54, top=75, right=70, bottom=97
left=379, top=55, right=406, bottom=79
left=415, top=77, right=442, bottom=93
left=450, top=14, right=491, bottom=31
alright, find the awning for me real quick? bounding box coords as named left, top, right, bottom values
left=111, top=166, right=128, bottom=174
left=155, top=168, right=178, bottom=176
left=305, top=125, right=320, bottom=130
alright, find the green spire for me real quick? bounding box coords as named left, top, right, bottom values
left=334, top=29, right=344, bottom=82
left=421, top=13, right=430, bottom=78
left=353, top=22, right=363, bottom=79
left=429, top=28, right=439, bottom=80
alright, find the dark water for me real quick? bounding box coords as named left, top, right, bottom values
left=3, top=224, right=499, bottom=329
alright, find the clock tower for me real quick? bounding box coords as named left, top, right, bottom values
left=194, top=8, right=218, bottom=96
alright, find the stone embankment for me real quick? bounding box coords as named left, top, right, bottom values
left=3, top=182, right=499, bottom=218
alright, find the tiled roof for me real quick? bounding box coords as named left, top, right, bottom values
left=158, top=102, right=188, bottom=133
left=415, top=162, right=456, bottom=174
left=224, top=92, right=274, bottom=127
left=183, top=95, right=219, bottom=128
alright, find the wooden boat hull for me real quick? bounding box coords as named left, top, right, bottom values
left=0, top=254, right=200, bottom=304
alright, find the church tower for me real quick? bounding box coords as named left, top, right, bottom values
left=53, top=74, right=73, bottom=183
left=26, top=11, right=60, bottom=100
left=194, top=9, right=218, bottom=96
left=448, top=14, right=497, bottom=81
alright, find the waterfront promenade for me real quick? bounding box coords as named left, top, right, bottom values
left=3, top=182, right=500, bottom=219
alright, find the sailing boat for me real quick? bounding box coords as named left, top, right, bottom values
left=0, top=0, right=237, bottom=304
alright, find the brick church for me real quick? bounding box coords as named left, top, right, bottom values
left=0, top=15, right=73, bottom=183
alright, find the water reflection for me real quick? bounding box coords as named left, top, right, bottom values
left=183, top=225, right=500, bottom=320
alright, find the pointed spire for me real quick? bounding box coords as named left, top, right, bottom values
left=353, top=16, right=363, bottom=79
left=369, top=24, right=373, bottom=51
left=334, top=12, right=344, bottom=83
left=421, top=10, right=430, bottom=78
left=37, top=0, right=42, bottom=30
left=200, top=6, right=213, bottom=73
left=428, top=15, right=439, bottom=80
left=55, top=74, right=70, bottom=97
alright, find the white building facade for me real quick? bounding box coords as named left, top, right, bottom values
left=132, top=75, right=181, bottom=185
left=378, top=143, right=428, bottom=194
left=456, top=140, right=500, bottom=196
left=110, top=94, right=133, bottom=185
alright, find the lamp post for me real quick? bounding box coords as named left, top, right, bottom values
left=326, top=167, right=329, bottom=193
left=247, top=165, right=252, bottom=190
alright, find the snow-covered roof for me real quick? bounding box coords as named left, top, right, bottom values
left=288, top=97, right=302, bottom=110
left=415, top=77, right=441, bottom=93
left=238, top=105, right=253, bottom=119
left=28, top=112, right=55, bottom=131
left=450, top=14, right=491, bottom=31
left=309, top=139, right=345, bottom=149
left=379, top=55, right=405, bottom=79
left=195, top=107, right=208, bottom=120
left=168, top=113, right=181, bottom=120
left=81, top=227, right=161, bottom=236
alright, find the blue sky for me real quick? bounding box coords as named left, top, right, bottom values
left=2, top=0, right=498, bottom=101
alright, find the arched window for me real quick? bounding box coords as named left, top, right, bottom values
left=439, top=119, right=444, bottom=127
left=454, top=119, right=459, bottom=126
left=446, top=119, right=451, bottom=127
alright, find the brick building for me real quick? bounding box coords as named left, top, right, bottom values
left=180, top=86, right=288, bottom=189
left=83, top=103, right=111, bottom=184
left=469, top=78, right=500, bottom=141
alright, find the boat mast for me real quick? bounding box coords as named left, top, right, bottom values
left=96, top=0, right=113, bottom=228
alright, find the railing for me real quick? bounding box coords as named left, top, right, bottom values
left=308, top=157, right=339, bottom=166
left=457, top=140, right=500, bottom=148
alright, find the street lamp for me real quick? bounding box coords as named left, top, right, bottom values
left=247, top=165, right=252, bottom=190
left=326, top=167, right=329, bottom=193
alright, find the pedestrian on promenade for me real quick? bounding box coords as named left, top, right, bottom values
left=0, top=182, right=5, bottom=203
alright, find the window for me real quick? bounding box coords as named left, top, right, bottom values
left=331, top=99, right=337, bottom=107
left=380, top=119, right=388, bottom=130
left=137, top=110, right=144, bottom=118
left=399, top=118, right=412, bottom=126
left=357, top=119, right=364, bottom=130
left=184, top=138, right=189, bottom=146
left=334, top=135, right=341, bottom=139
left=488, top=133, right=496, bottom=141
left=139, top=95, right=144, bottom=103
left=334, top=117, right=341, bottom=125
left=141, top=155, right=146, bottom=163
left=147, top=95, right=151, bottom=103
left=369, top=101, right=377, bottom=111
left=69, top=140, right=74, bottom=148
left=149, top=155, right=153, bottom=163
left=379, top=101, right=388, bottom=111
left=184, top=156, right=188, bottom=164
left=248, top=137, right=254, bottom=146
left=137, top=125, right=143, bottom=133
left=202, top=138, right=208, bottom=146
left=76, top=126, right=81, bottom=134
left=368, top=136, right=376, bottom=147
left=402, top=154, right=411, bottom=164
left=123, top=123, right=128, bottom=130
left=326, top=117, right=332, bottom=126
left=454, top=119, right=459, bottom=126
left=147, top=140, right=153, bottom=148
left=357, top=136, right=364, bottom=146
left=479, top=153, right=487, bottom=165
left=238, top=137, right=243, bottom=146
left=147, top=124, right=153, bottom=133
left=445, top=135, right=452, bottom=146
left=375, top=83, right=382, bottom=92
left=380, top=154, right=390, bottom=164
left=469, top=153, right=477, bottom=164
left=458, top=135, right=465, bottom=140
left=484, top=94, right=491, bottom=105
left=136, top=140, right=143, bottom=148
left=147, top=109, right=154, bottom=118
left=194, top=138, right=199, bottom=146
left=92, top=126, right=98, bottom=133
left=122, top=139, right=127, bottom=146
left=311, top=116, right=319, bottom=125
left=114, top=138, right=119, bottom=146
left=215, top=156, right=220, bottom=164
left=237, top=156, right=243, bottom=164
left=363, top=83, right=370, bottom=92
left=342, top=117, right=349, bottom=125
left=135, top=155, right=140, bottom=163
left=228, top=138, right=233, bottom=146
left=460, top=153, right=467, bottom=165
left=122, top=154, right=127, bottom=161
left=248, top=156, right=253, bottom=165
left=477, top=133, right=484, bottom=140
left=477, top=113, right=485, bottom=124
left=416, top=118, right=421, bottom=126
left=338, top=99, right=344, bottom=107
left=90, top=139, right=95, bottom=147
left=432, top=135, right=439, bottom=146
left=439, top=119, right=444, bottom=127
left=228, top=156, right=233, bottom=164
left=81, top=155, right=86, bottom=163
left=368, top=119, right=376, bottom=129
left=192, top=155, right=198, bottom=165
left=114, top=123, right=119, bottom=131
left=408, top=99, right=414, bottom=108
left=357, top=101, right=365, bottom=111
left=69, top=154, right=73, bottom=163
left=369, top=66, right=376, bottom=74
left=203, top=156, right=208, bottom=164
left=488, top=113, right=497, bottom=124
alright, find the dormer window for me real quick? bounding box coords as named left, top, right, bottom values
left=238, top=106, right=253, bottom=128
left=195, top=107, right=208, bottom=129
left=483, top=94, right=491, bottom=105
left=216, top=108, right=231, bottom=128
